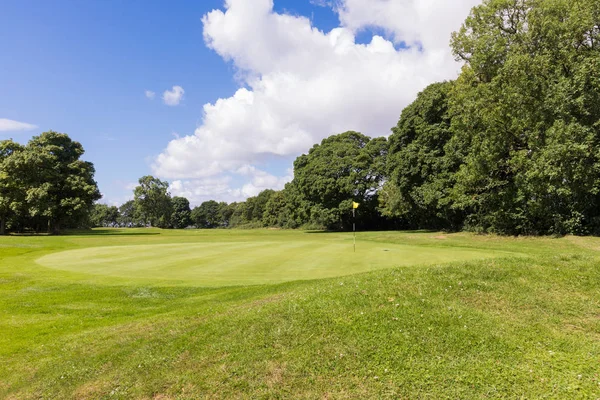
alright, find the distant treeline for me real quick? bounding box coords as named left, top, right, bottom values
left=3, top=0, right=600, bottom=235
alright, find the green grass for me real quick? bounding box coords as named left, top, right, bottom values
left=1, top=229, right=599, bottom=399
left=35, top=231, right=516, bottom=286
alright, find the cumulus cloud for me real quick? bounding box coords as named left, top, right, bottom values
left=169, top=166, right=292, bottom=206
left=162, top=86, right=185, bottom=106
left=154, top=0, right=480, bottom=201
left=336, top=0, right=477, bottom=50
left=0, top=118, right=37, bottom=132
left=145, top=90, right=156, bottom=99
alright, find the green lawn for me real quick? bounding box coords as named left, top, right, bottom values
left=1, top=229, right=599, bottom=398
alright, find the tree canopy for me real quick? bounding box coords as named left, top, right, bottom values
left=448, top=0, right=600, bottom=234
left=1, top=132, right=100, bottom=234
left=292, top=131, right=388, bottom=229
left=134, top=176, right=172, bottom=228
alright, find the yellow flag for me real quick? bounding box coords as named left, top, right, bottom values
left=352, top=201, right=360, bottom=209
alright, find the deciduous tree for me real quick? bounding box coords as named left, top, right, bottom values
left=134, top=176, right=172, bottom=228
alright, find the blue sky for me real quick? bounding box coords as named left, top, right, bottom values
left=0, top=0, right=477, bottom=206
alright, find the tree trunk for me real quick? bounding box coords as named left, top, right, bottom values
left=0, top=216, right=5, bottom=235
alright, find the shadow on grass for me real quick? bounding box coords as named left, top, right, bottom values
left=62, top=229, right=160, bottom=236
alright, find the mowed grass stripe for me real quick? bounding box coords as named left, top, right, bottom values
left=35, top=238, right=512, bottom=286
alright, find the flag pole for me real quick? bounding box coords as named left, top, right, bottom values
left=353, top=207, right=356, bottom=253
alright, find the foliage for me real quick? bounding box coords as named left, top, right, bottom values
left=118, top=200, right=142, bottom=227
left=292, top=131, right=388, bottom=230
left=245, top=189, right=275, bottom=225
left=191, top=200, right=222, bottom=228
left=0, top=132, right=100, bottom=234
left=0, top=140, right=25, bottom=234
left=383, top=81, right=465, bottom=230
left=133, top=176, right=172, bottom=228
left=90, top=204, right=119, bottom=227
left=170, top=196, right=192, bottom=229
left=449, top=0, right=600, bottom=234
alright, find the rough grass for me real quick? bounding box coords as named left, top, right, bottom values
left=0, top=229, right=599, bottom=399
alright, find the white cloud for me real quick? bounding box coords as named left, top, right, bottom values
left=153, top=0, right=480, bottom=201
left=336, top=0, right=479, bottom=51
left=162, top=86, right=185, bottom=106
left=0, top=118, right=37, bottom=132
left=169, top=166, right=292, bottom=206
left=236, top=165, right=293, bottom=198
left=145, top=90, right=156, bottom=99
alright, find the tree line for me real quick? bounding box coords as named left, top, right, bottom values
left=90, top=130, right=389, bottom=231
left=4, top=0, right=600, bottom=235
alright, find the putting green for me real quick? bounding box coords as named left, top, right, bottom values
left=36, top=237, right=512, bottom=286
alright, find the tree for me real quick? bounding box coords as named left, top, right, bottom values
left=263, top=191, right=286, bottom=227
left=191, top=200, right=221, bottom=228
left=90, top=203, right=119, bottom=227
left=244, top=189, right=275, bottom=225
left=118, top=200, right=141, bottom=227
left=133, top=176, right=172, bottom=228
left=449, top=0, right=600, bottom=234
left=5, top=131, right=101, bottom=233
left=170, top=196, right=191, bottom=229
left=383, top=81, right=465, bottom=230
left=227, top=202, right=247, bottom=228
left=217, top=202, right=230, bottom=227
left=0, top=140, right=25, bottom=234
left=292, top=131, right=388, bottom=230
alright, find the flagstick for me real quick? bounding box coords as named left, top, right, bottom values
left=353, top=208, right=356, bottom=253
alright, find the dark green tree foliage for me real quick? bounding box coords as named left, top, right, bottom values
left=90, top=204, right=119, bottom=227
left=170, top=196, right=192, bottom=229
left=263, top=190, right=287, bottom=227
left=0, top=140, right=25, bottom=234
left=217, top=202, right=230, bottom=227
left=134, top=176, right=172, bottom=228
left=292, top=131, right=388, bottom=230
left=191, top=200, right=221, bottom=228
left=226, top=202, right=246, bottom=228
left=244, top=189, right=275, bottom=224
left=449, top=0, right=600, bottom=234
left=1, top=132, right=101, bottom=233
left=383, top=82, right=465, bottom=229
left=118, top=200, right=142, bottom=227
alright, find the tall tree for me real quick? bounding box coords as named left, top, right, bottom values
left=170, top=196, right=192, bottom=229
left=292, top=131, right=387, bottom=230
left=383, top=81, right=465, bottom=229
left=450, top=0, right=600, bottom=234
left=191, top=200, right=221, bottom=228
left=133, top=176, right=172, bottom=228
left=6, top=131, right=101, bottom=233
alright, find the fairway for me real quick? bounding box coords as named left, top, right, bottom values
left=36, top=237, right=509, bottom=286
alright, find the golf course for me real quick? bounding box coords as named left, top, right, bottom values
left=2, top=229, right=599, bottom=398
